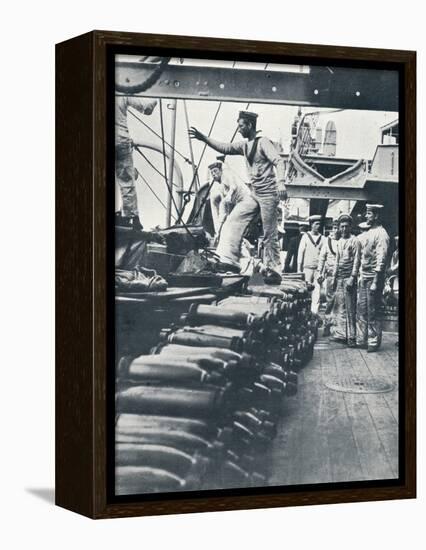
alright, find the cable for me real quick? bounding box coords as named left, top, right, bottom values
left=128, top=107, right=192, bottom=165
left=133, top=107, right=199, bottom=245
left=190, top=98, right=253, bottom=223
left=175, top=102, right=223, bottom=224
left=191, top=61, right=269, bottom=225
left=195, top=102, right=223, bottom=166
left=159, top=99, right=169, bottom=189
left=188, top=63, right=270, bottom=223
left=135, top=168, right=176, bottom=221
left=134, top=146, right=177, bottom=187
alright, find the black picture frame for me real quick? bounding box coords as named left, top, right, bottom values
left=56, top=30, right=416, bottom=519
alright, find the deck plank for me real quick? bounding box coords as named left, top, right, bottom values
left=358, top=347, right=399, bottom=423
left=296, top=353, right=332, bottom=485
left=268, top=375, right=303, bottom=486
left=362, top=392, right=399, bottom=478
left=268, top=334, right=399, bottom=486
left=320, top=347, right=365, bottom=483
left=340, top=347, right=396, bottom=480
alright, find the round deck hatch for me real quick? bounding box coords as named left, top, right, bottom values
left=323, top=374, right=395, bottom=394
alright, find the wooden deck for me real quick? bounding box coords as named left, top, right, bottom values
left=268, top=332, right=399, bottom=485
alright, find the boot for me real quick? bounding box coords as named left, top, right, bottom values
left=214, top=261, right=241, bottom=274
left=262, top=268, right=282, bottom=285
left=130, top=215, right=143, bottom=231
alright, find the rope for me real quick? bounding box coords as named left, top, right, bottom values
left=187, top=63, right=269, bottom=224
left=159, top=99, right=169, bottom=188
left=134, top=146, right=176, bottom=187
left=175, top=102, right=223, bottom=224
left=135, top=145, right=202, bottom=243
left=189, top=99, right=252, bottom=223
left=132, top=106, right=199, bottom=245
left=135, top=168, right=176, bottom=221
left=128, top=107, right=191, bottom=165
left=174, top=61, right=243, bottom=224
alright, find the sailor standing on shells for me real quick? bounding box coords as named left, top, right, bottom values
left=189, top=110, right=287, bottom=285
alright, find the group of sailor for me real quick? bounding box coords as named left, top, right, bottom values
left=293, top=206, right=393, bottom=353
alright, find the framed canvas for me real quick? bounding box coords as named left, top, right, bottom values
left=56, top=30, right=416, bottom=519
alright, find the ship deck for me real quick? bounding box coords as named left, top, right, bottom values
left=268, top=332, right=399, bottom=485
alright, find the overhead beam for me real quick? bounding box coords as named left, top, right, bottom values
left=286, top=183, right=369, bottom=201
left=116, top=62, right=399, bottom=111
left=284, top=155, right=359, bottom=167
left=286, top=176, right=398, bottom=201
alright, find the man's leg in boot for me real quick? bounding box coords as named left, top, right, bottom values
left=323, top=275, right=335, bottom=336
left=330, top=278, right=347, bottom=342
left=310, top=270, right=321, bottom=314
left=303, top=268, right=315, bottom=284
left=303, top=268, right=320, bottom=313
left=255, top=193, right=282, bottom=275
left=367, top=279, right=382, bottom=352
left=356, top=279, right=368, bottom=348
left=345, top=279, right=357, bottom=346
left=116, top=143, right=141, bottom=227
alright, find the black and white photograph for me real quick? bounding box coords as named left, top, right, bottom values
left=114, top=54, right=400, bottom=497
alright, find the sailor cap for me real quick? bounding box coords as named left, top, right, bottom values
left=208, top=161, right=223, bottom=170
left=337, top=213, right=353, bottom=224
left=358, top=221, right=370, bottom=230
left=366, top=203, right=384, bottom=212
left=238, top=111, right=258, bottom=123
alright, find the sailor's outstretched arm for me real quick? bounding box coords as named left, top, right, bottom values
left=189, top=127, right=245, bottom=155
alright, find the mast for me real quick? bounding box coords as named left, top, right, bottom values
left=183, top=99, right=200, bottom=193
left=166, top=99, right=178, bottom=226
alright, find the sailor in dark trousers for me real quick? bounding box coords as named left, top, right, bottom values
left=284, top=222, right=308, bottom=273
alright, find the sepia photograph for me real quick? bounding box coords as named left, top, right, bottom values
left=113, top=54, right=401, bottom=497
